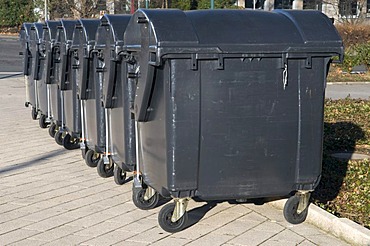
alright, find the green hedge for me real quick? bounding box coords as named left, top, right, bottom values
left=0, top=0, right=36, bottom=28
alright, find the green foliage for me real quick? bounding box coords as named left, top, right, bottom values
left=171, top=0, right=198, bottom=10
left=342, top=43, right=370, bottom=72
left=313, top=99, right=370, bottom=229
left=197, top=0, right=238, bottom=9
left=0, top=0, right=36, bottom=28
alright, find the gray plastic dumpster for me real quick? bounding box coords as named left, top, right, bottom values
left=72, top=19, right=104, bottom=168
left=62, top=19, right=100, bottom=151
left=19, top=23, right=34, bottom=113
left=124, top=9, right=344, bottom=232
left=40, top=20, right=61, bottom=134
left=52, top=20, right=78, bottom=146
left=95, top=14, right=134, bottom=183
left=30, top=22, right=50, bottom=129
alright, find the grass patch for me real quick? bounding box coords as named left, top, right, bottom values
left=312, top=99, right=370, bottom=229
left=327, top=65, right=370, bottom=82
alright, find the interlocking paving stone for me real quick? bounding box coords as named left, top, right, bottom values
left=0, top=76, right=352, bottom=245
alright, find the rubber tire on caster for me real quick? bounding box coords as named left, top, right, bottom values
left=113, top=165, right=127, bottom=185
left=132, top=186, right=160, bottom=210
left=39, top=114, right=48, bottom=128
left=81, top=147, right=88, bottom=159
left=85, top=149, right=99, bottom=168
left=25, top=102, right=30, bottom=107
left=283, top=195, right=309, bottom=225
left=96, top=158, right=114, bottom=178
left=54, top=131, right=63, bottom=146
left=48, top=123, right=57, bottom=138
left=31, top=107, right=37, bottom=120
left=62, top=133, right=80, bottom=150
left=158, top=203, right=188, bottom=233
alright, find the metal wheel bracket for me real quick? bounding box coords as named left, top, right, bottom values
left=133, top=174, right=142, bottom=188
left=144, top=187, right=156, bottom=201
left=79, top=142, right=86, bottom=149
left=171, top=198, right=189, bottom=223
left=297, top=190, right=311, bottom=213
left=103, top=155, right=110, bottom=165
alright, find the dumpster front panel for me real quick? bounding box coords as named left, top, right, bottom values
left=140, top=58, right=201, bottom=196
left=110, top=62, right=136, bottom=169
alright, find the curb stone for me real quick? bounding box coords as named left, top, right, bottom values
left=268, top=199, right=370, bottom=246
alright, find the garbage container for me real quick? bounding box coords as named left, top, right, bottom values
left=19, top=23, right=33, bottom=112
left=124, top=9, right=344, bottom=232
left=40, top=20, right=61, bottom=135
left=62, top=19, right=100, bottom=151
left=95, top=14, right=134, bottom=184
left=72, top=19, right=105, bottom=169
left=25, top=22, right=44, bottom=121
left=29, top=22, right=51, bottom=129
left=52, top=20, right=78, bottom=146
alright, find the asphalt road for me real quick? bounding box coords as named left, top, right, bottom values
left=0, top=35, right=23, bottom=72
left=0, top=35, right=369, bottom=99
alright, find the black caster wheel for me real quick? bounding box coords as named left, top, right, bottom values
left=113, top=165, right=127, bottom=185
left=62, top=133, right=80, bottom=150
left=158, top=203, right=188, bottom=233
left=25, top=102, right=29, bottom=107
left=54, top=130, right=63, bottom=146
left=97, top=158, right=114, bottom=178
left=81, top=146, right=88, bottom=159
left=283, top=195, right=309, bottom=225
left=48, top=123, right=57, bottom=138
left=31, top=107, right=37, bottom=120
left=132, top=186, right=160, bottom=210
left=39, top=114, right=49, bottom=128
left=85, top=149, right=99, bottom=168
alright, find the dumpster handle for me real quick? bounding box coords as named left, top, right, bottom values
left=104, top=59, right=117, bottom=108
left=134, top=64, right=156, bottom=122
left=23, top=48, right=31, bottom=76
left=45, top=50, right=54, bottom=84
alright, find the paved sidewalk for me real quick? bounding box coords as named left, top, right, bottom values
left=0, top=76, right=350, bottom=245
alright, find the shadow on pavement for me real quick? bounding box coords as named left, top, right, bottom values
left=0, top=73, right=23, bottom=79
left=0, top=149, right=67, bottom=175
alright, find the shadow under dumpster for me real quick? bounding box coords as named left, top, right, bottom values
left=312, top=121, right=366, bottom=204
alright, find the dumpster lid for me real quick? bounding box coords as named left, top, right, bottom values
left=125, top=9, right=343, bottom=55
left=30, top=22, right=44, bottom=42
left=43, top=20, right=61, bottom=42
left=99, top=14, right=131, bottom=43
left=74, top=19, right=100, bottom=43
left=56, top=19, right=79, bottom=44
left=20, top=23, right=32, bottom=42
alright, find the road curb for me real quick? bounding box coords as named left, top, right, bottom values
left=327, top=81, right=370, bottom=85
left=268, top=199, right=370, bottom=246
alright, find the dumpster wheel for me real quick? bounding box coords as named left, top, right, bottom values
left=48, top=123, right=57, bottom=138
left=63, top=133, right=80, bottom=150
left=39, top=114, right=49, bottom=129
left=132, top=187, right=160, bottom=210
left=31, top=107, right=37, bottom=120
left=113, top=165, right=127, bottom=185
left=54, top=130, right=64, bottom=146
left=97, top=158, right=114, bottom=178
left=283, top=195, right=309, bottom=224
left=158, top=203, right=188, bottom=233
left=85, top=150, right=99, bottom=168
left=81, top=146, right=88, bottom=159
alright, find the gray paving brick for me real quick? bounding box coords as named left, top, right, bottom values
left=80, top=230, right=136, bottom=246
left=150, top=236, right=191, bottom=246
left=28, top=225, right=81, bottom=242
left=0, top=219, right=34, bottom=235
left=8, top=238, right=46, bottom=246
left=124, top=227, right=171, bottom=244
left=24, top=214, right=77, bottom=232
left=305, top=234, right=350, bottom=246
left=41, top=234, right=91, bottom=246
left=74, top=220, right=124, bottom=237
left=0, top=228, right=40, bottom=245
left=186, top=231, right=235, bottom=246
left=259, top=229, right=305, bottom=246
